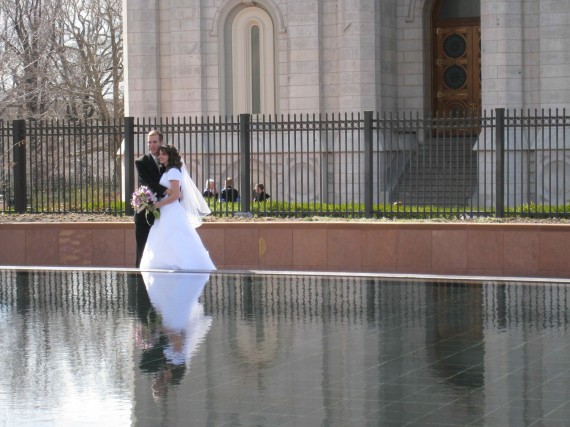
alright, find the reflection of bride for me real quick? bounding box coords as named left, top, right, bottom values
left=140, top=271, right=213, bottom=398
left=140, top=144, right=215, bottom=271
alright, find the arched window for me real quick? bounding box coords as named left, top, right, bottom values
left=231, top=7, right=275, bottom=115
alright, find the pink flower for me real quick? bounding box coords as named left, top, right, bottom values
left=131, top=186, right=161, bottom=222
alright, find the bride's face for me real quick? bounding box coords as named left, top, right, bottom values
left=158, top=151, right=168, bottom=165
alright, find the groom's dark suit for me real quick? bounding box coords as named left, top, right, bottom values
left=134, top=153, right=167, bottom=267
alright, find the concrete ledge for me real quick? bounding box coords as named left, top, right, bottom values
left=1, top=222, right=570, bottom=279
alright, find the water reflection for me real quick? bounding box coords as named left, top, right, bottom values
left=0, top=270, right=134, bottom=427
left=2, top=271, right=570, bottom=426
left=427, top=282, right=484, bottom=389
left=138, top=272, right=211, bottom=400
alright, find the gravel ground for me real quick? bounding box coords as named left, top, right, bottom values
left=1, top=212, right=569, bottom=224
left=0, top=212, right=255, bottom=223
left=0, top=213, right=307, bottom=223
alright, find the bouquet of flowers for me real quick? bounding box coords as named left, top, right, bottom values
left=131, top=185, right=160, bottom=224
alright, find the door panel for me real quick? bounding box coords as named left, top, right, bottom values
left=433, top=25, right=480, bottom=116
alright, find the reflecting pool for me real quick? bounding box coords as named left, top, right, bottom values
left=1, top=270, right=570, bottom=426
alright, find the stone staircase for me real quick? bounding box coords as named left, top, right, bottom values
left=391, top=137, right=478, bottom=206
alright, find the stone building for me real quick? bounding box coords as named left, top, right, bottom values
left=123, top=0, right=570, bottom=207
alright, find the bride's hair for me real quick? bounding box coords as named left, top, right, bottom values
left=159, top=145, right=183, bottom=170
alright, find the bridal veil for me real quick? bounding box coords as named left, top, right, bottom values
left=180, top=162, right=211, bottom=228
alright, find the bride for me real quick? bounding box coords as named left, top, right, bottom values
left=139, top=144, right=215, bottom=271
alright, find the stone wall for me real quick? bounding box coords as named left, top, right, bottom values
left=1, top=222, right=570, bottom=279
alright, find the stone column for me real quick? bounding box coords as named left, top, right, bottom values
left=481, top=0, right=524, bottom=110
left=335, top=0, right=378, bottom=112
left=123, top=0, right=162, bottom=118
left=286, top=0, right=321, bottom=113
left=165, top=0, right=207, bottom=116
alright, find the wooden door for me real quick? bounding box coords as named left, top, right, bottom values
left=433, top=25, right=480, bottom=117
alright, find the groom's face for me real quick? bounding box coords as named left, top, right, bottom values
left=148, top=134, right=162, bottom=156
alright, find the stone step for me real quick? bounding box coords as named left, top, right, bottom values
left=391, top=137, right=478, bottom=206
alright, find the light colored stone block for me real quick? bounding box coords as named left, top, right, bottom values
left=123, top=0, right=570, bottom=119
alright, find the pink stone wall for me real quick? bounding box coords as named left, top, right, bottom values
left=1, top=222, right=569, bottom=279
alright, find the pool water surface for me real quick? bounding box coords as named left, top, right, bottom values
left=1, top=269, right=570, bottom=426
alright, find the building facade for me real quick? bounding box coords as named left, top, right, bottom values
left=123, top=0, right=570, bottom=208
left=124, top=0, right=570, bottom=118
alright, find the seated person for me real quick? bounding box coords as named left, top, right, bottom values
left=202, top=179, right=218, bottom=199
left=253, top=183, right=270, bottom=202
left=220, top=177, right=239, bottom=202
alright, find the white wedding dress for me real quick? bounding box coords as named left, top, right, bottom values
left=140, top=168, right=215, bottom=271
left=141, top=271, right=212, bottom=367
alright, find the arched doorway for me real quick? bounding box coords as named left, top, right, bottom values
left=431, top=0, right=480, bottom=116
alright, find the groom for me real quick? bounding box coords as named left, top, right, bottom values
left=134, top=129, right=169, bottom=267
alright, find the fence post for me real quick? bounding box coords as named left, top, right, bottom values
left=124, top=117, right=135, bottom=216
left=12, top=119, right=26, bottom=213
left=495, top=108, right=505, bottom=218
left=239, top=113, right=251, bottom=213
left=364, top=111, right=374, bottom=218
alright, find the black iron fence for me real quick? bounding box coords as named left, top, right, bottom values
left=1, top=118, right=124, bottom=214
left=1, top=109, right=570, bottom=218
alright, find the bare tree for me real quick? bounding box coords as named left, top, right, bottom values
left=0, top=0, right=123, bottom=120
left=56, top=0, right=123, bottom=120
left=0, top=0, right=60, bottom=119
